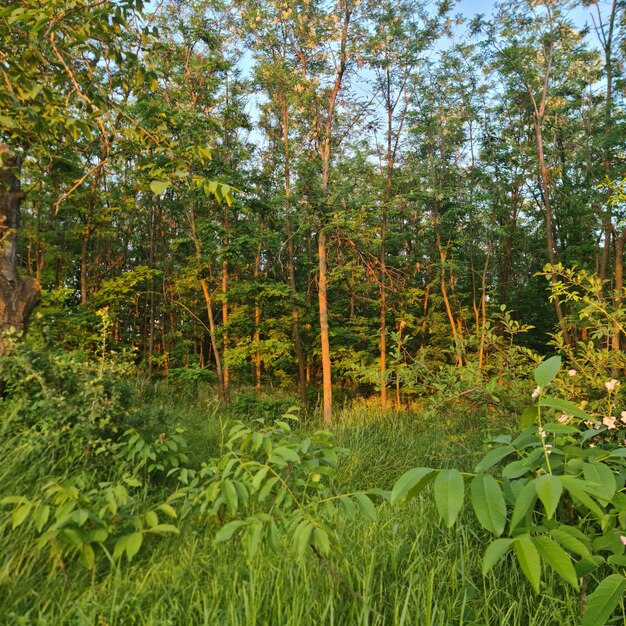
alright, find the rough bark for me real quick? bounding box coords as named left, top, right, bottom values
left=0, top=145, right=40, bottom=356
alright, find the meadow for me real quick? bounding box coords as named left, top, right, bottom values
left=0, top=382, right=584, bottom=626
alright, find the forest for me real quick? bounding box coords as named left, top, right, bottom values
left=1, top=0, right=626, bottom=624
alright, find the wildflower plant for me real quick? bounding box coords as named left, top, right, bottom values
left=392, top=356, right=626, bottom=626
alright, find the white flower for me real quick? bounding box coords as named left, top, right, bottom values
left=532, top=386, right=541, bottom=399
left=603, top=416, right=617, bottom=430
left=538, top=427, right=546, bottom=438
left=557, top=414, right=570, bottom=424
left=620, top=411, right=626, bottom=424
left=568, top=369, right=577, bottom=377
left=605, top=379, right=620, bottom=392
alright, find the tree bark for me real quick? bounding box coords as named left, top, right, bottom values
left=0, top=145, right=40, bottom=356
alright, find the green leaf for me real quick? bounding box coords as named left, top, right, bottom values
left=520, top=406, right=539, bottom=428
left=158, top=503, right=177, bottom=519
left=145, top=524, right=178, bottom=535
left=292, top=520, right=313, bottom=557
left=215, top=520, right=247, bottom=543
left=532, top=535, right=579, bottom=590
left=312, top=527, right=331, bottom=555
left=150, top=180, right=169, bottom=195
left=79, top=543, right=95, bottom=569
left=11, top=503, right=32, bottom=529
left=222, top=480, right=238, bottom=514
left=145, top=511, right=159, bottom=528
left=550, top=527, right=591, bottom=559
left=476, top=445, right=515, bottom=473
left=257, top=477, right=279, bottom=502
left=559, top=476, right=604, bottom=518
left=582, top=462, right=616, bottom=503
left=125, top=532, right=143, bottom=561
left=482, top=538, right=513, bottom=575
left=433, top=469, right=465, bottom=528
left=581, top=574, right=626, bottom=626
left=509, top=479, right=538, bottom=533
left=534, top=356, right=561, bottom=388
left=535, top=474, right=563, bottom=520
left=539, top=397, right=590, bottom=420
left=470, top=474, right=507, bottom=536
left=390, top=467, right=436, bottom=505
left=352, top=493, right=376, bottom=521
left=33, top=504, right=50, bottom=532
left=514, top=534, right=541, bottom=593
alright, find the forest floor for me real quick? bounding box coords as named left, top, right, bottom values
left=0, top=384, right=582, bottom=626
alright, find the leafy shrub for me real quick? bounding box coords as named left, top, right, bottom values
left=175, top=411, right=380, bottom=560
left=391, top=356, right=626, bottom=626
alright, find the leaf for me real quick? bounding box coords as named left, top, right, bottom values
left=352, top=493, right=376, bottom=521
left=150, top=180, right=169, bottom=195
left=222, top=480, right=238, bottom=514
left=559, top=476, right=604, bottom=518
left=33, top=504, right=50, bottom=532
left=535, top=474, right=563, bottom=520
left=145, top=511, right=159, bottom=528
left=539, top=397, right=590, bottom=420
left=125, top=532, right=143, bottom=561
left=312, top=527, right=331, bottom=555
left=292, top=520, right=313, bottom=557
left=158, top=503, right=177, bottom=519
left=79, top=543, right=95, bottom=569
left=244, top=523, right=263, bottom=559
left=257, top=477, right=279, bottom=502
left=433, top=469, right=465, bottom=528
left=550, top=527, right=591, bottom=559
left=215, top=520, right=246, bottom=543
left=390, top=467, right=436, bottom=505
left=482, top=538, right=513, bottom=575
left=470, top=474, right=507, bottom=536
left=11, top=503, right=32, bottom=529
left=582, top=462, right=616, bottom=503
left=509, top=479, right=538, bottom=533
left=145, top=524, right=178, bottom=535
left=514, top=534, right=541, bottom=593
left=520, top=406, right=539, bottom=428
left=581, top=574, right=626, bottom=626
left=476, top=446, right=515, bottom=473
left=534, top=356, right=561, bottom=388
left=532, top=535, right=579, bottom=590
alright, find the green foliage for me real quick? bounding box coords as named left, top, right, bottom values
left=176, top=411, right=380, bottom=560
left=0, top=476, right=179, bottom=572
left=392, top=356, right=626, bottom=625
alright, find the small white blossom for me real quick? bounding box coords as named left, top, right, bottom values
left=605, top=379, right=620, bottom=392
left=532, top=386, right=541, bottom=399
left=603, top=416, right=617, bottom=430
left=620, top=411, right=626, bottom=424
left=568, top=369, right=577, bottom=377
left=557, top=414, right=570, bottom=424
left=538, top=427, right=546, bottom=438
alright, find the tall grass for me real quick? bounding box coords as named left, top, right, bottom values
left=0, top=385, right=581, bottom=625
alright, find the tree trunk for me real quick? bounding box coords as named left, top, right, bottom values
left=318, top=228, right=332, bottom=427
left=0, top=146, right=40, bottom=356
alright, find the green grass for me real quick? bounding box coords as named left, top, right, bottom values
left=0, top=387, right=583, bottom=625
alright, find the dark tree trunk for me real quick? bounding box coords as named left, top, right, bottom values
left=0, top=145, right=40, bottom=356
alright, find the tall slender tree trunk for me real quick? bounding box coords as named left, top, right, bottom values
left=281, top=96, right=307, bottom=409
left=532, top=113, right=569, bottom=344
left=318, top=228, right=332, bottom=427
left=0, top=145, right=40, bottom=356
left=254, top=237, right=262, bottom=396
left=189, top=204, right=227, bottom=404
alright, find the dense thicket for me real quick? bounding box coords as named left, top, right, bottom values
left=1, top=0, right=625, bottom=422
